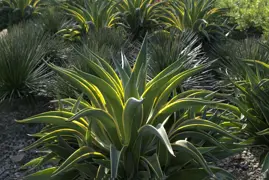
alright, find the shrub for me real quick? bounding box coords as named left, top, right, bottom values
left=17, top=37, right=238, bottom=179
left=0, top=22, right=54, bottom=101
left=217, top=0, right=269, bottom=39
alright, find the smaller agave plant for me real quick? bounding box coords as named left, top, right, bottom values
left=160, top=0, right=228, bottom=42
left=18, top=37, right=240, bottom=179
left=0, top=0, right=43, bottom=26
left=57, top=0, right=119, bottom=41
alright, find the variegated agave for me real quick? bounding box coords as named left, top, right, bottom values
left=18, top=37, right=240, bottom=180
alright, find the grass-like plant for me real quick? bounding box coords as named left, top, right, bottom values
left=217, top=39, right=269, bottom=177
left=148, top=30, right=200, bottom=78
left=0, top=22, right=53, bottom=102
left=17, top=36, right=240, bottom=179
left=39, top=6, right=67, bottom=34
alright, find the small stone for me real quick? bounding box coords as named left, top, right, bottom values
left=10, top=153, right=25, bottom=163
left=247, top=172, right=255, bottom=176
left=253, top=163, right=259, bottom=168
left=234, top=154, right=241, bottom=160
left=218, top=163, right=224, bottom=167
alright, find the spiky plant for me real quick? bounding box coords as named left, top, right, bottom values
left=148, top=30, right=200, bottom=78
left=0, top=22, right=53, bottom=102
left=58, top=0, right=119, bottom=41
left=217, top=39, right=269, bottom=177
left=116, top=0, right=164, bottom=40
left=17, top=37, right=239, bottom=180
left=0, top=0, right=44, bottom=28
left=160, top=0, right=228, bottom=42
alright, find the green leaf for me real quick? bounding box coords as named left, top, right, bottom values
left=172, top=140, right=213, bottom=177
left=16, top=116, right=86, bottom=134
left=123, top=97, right=143, bottom=145
left=110, top=145, right=120, bottom=179
left=175, top=119, right=241, bottom=141
left=24, top=167, right=78, bottom=180
left=138, top=124, right=174, bottom=156
left=52, top=146, right=106, bottom=177
left=141, top=154, right=164, bottom=178
left=262, top=152, right=269, bottom=173
left=68, top=108, right=121, bottom=148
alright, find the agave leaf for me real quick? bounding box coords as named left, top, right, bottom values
left=154, top=98, right=240, bottom=124
left=125, top=35, right=147, bottom=99
left=112, top=54, right=130, bottom=88
left=110, top=145, right=121, bottom=179
left=68, top=108, right=121, bottom=149
left=123, top=97, right=143, bottom=145
left=86, top=49, right=123, bottom=93
left=52, top=146, right=106, bottom=177
left=71, top=93, right=84, bottom=113
left=172, top=140, right=213, bottom=177
left=171, top=131, right=227, bottom=150
left=21, top=129, right=84, bottom=151
left=23, top=167, right=78, bottom=180
left=121, top=52, right=132, bottom=76
left=74, top=68, right=124, bottom=132
left=141, top=153, right=164, bottom=178
left=16, top=116, right=87, bottom=133
left=137, top=124, right=174, bottom=156
left=20, top=157, right=44, bottom=170
left=31, top=111, right=88, bottom=127
left=262, top=152, right=269, bottom=173
left=257, top=128, right=269, bottom=136
left=174, top=119, right=241, bottom=141
left=49, top=64, right=105, bottom=109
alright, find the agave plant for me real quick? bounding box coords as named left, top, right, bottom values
left=160, top=0, right=228, bottom=42
left=58, top=0, right=119, bottom=41
left=116, top=0, right=164, bottom=40
left=17, top=37, right=240, bottom=179
left=0, top=0, right=44, bottom=28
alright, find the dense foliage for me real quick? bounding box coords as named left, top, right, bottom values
left=217, top=0, right=269, bottom=38
left=0, top=0, right=269, bottom=179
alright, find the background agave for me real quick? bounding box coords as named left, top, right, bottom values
left=58, top=0, right=119, bottom=41
left=0, top=0, right=44, bottom=29
left=160, top=0, right=229, bottom=43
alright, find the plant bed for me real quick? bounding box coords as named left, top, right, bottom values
left=0, top=97, right=54, bottom=180
left=215, top=148, right=264, bottom=180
